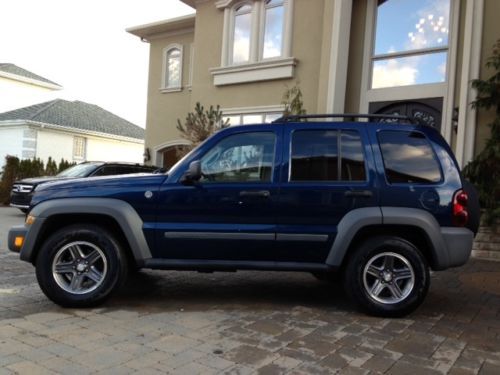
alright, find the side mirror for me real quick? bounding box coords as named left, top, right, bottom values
left=181, top=160, right=202, bottom=184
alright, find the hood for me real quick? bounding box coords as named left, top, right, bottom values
left=31, top=173, right=167, bottom=207
left=14, top=176, right=74, bottom=186
left=35, top=173, right=163, bottom=192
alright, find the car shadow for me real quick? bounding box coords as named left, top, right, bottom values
left=108, top=270, right=355, bottom=313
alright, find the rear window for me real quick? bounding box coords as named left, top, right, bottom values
left=290, top=129, right=366, bottom=182
left=378, top=130, right=442, bottom=184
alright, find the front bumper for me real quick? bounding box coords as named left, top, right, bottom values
left=8, top=225, right=29, bottom=253
left=8, top=216, right=46, bottom=262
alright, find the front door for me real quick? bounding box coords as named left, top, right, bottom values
left=155, top=128, right=282, bottom=261
left=369, top=98, right=443, bottom=130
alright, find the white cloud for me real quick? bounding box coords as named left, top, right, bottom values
left=372, top=58, right=418, bottom=89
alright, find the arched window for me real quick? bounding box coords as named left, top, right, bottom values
left=162, top=44, right=183, bottom=91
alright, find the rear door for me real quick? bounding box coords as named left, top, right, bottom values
left=275, top=123, right=378, bottom=263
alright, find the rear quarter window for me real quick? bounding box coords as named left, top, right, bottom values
left=378, top=130, right=442, bottom=184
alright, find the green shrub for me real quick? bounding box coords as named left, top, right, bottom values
left=463, top=39, right=500, bottom=225
left=0, top=156, right=75, bottom=205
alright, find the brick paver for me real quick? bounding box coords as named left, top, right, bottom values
left=1, top=206, right=500, bottom=374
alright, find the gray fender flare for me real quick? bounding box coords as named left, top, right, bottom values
left=325, top=207, right=449, bottom=268
left=326, top=207, right=382, bottom=266
left=21, top=198, right=152, bottom=265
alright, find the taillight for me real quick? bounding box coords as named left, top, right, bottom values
left=453, top=189, right=468, bottom=226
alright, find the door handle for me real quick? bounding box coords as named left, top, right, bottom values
left=344, top=190, right=373, bottom=198
left=239, top=190, right=271, bottom=198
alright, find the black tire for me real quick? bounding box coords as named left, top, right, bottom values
left=343, top=236, right=430, bottom=317
left=35, top=224, right=128, bottom=308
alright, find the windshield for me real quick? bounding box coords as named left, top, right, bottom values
left=56, top=163, right=101, bottom=177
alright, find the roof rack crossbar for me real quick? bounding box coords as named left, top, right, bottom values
left=272, top=113, right=417, bottom=124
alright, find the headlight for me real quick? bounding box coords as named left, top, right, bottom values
left=25, top=215, right=36, bottom=225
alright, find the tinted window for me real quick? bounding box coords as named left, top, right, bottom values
left=291, top=130, right=366, bottom=182
left=341, top=131, right=366, bottom=181
left=378, top=130, right=441, bottom=184
left=92, top=166, right=117, bottom=176
left=201, top=132, right=276, bottom=183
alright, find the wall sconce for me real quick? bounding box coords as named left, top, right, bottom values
left=452, top=107, right=459, bottom=133
left=143, top=148, right=151, bottom=162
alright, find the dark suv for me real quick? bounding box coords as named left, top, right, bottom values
left=8, top=115, right=479, bottom=316
left=10, top=161, right=159, bottom=212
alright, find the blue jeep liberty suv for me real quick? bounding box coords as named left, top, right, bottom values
left=8, top=114, right=479, bottom=317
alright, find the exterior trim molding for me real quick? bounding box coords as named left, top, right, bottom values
left=0, top=120, right=144, bottom=144
left=456, top=0, right=484, bottom=167
left=221, top=104, right=285, bottom=115
left=160, top=87, right=183, bottom=93
left=0, top=71, right=62, bottom=91
left=153, top=139, right=191, bottom=167
left=211, top=57, right=296, bottom=86
left=326, top=0, right=353, bottom=113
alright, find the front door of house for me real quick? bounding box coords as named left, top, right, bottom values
left=369, top=98, right=443, bottom=131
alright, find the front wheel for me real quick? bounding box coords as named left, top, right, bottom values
left=343, top=236, right=430, bottom=317
left=36, top=224, right=128, bottom=307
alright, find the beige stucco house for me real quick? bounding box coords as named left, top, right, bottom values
left=127, top=0, right=498, bottom=170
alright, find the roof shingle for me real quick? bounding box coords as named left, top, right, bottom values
left=0, top=99, right=144, bottom=140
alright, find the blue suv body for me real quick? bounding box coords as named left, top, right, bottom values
left=8, top=115, right=478, bottom=316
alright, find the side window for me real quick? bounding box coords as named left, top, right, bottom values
left=341, top=130, right=366, bottom=181
left=200, top=132, right=276, bottom=183
left=115, top=166, right=135, bottom=175
left=378, top=130, right=442, bottom=184
left=291, top=130, right=366, bottom=182
left=93, top=166, right=117, bottom=176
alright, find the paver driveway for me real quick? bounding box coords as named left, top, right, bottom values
left=0, top=206, right=499, bottom=374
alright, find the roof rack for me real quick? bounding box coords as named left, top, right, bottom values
left=272, top=113, right=417, bottom=124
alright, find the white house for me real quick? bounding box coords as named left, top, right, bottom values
left=0, top=63, right=62, bottom=113
left=0, top=99, right=145, bottom=170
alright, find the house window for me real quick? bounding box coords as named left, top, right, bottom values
left=229, top=0, right=285, bottom=65
left=223, top=110, right=282, bottom=126
left=262, top=0, right=284, bottom=59
left=371, top=0, right=451, bottom=89
left=212, top=0, right=294, bottom=85
left=73, top=136, right=86, bottom=160
left=232, top=4, right=253, bottom=63
left=162, top=44, right=183, bottom=92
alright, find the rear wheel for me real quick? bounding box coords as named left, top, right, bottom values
left=36, top=224, right=128, bottom=307
left=343, top=236, right=429, bottom=317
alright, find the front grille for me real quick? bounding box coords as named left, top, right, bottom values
left=11, top=184, right=33, bottom=193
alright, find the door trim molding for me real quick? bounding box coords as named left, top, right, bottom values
left=164, top=232, right=275, bottom=240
